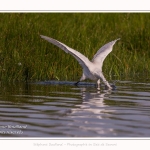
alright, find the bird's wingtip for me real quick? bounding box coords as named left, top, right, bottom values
left=40, top=35, right=44, bottom=38
left=40, top=35, right=49, bottom=40
left=113, top=38, right=120, bottom=43
left=116, top=38, right=120, bottom=41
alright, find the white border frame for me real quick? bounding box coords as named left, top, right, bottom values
left=0, top=0, right=150, bottom=149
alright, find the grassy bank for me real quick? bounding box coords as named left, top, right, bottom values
left=0, top=13, right=150, bottom=82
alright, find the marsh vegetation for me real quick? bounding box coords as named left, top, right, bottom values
left=0, top=13, right=150, bottom=82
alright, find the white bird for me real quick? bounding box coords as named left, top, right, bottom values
left=40, top=35, right=120, bottom=90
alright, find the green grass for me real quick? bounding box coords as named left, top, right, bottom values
left=0, top=13, right=150, bottom=82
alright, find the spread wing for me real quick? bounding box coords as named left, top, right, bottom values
left=40, top=35, right=92, bottom=69
left=92, top=38, right=120, bottom=69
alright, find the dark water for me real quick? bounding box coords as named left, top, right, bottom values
left=0, top=80, right=150, bottom=137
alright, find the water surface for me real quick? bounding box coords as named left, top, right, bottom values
left=0, top=80, right=150, bottom=137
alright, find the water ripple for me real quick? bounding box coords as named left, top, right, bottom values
left=0, top=81, right=150, bottom=137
